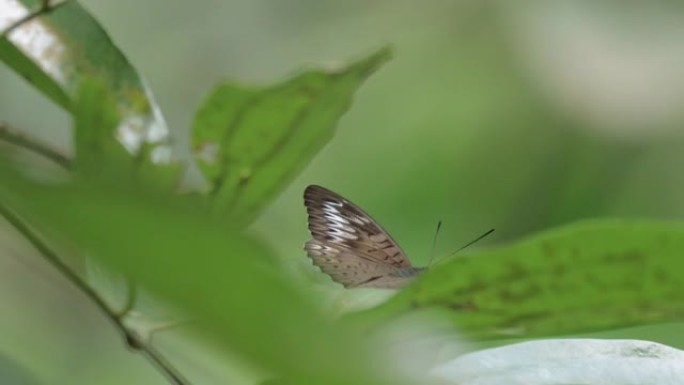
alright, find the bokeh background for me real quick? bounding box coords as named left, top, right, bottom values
left=2, top=1, right=684, bottom=384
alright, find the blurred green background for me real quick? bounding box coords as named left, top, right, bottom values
left=2, top=1, right=684, bottom=384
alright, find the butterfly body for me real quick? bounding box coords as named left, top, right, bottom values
left=303, top=185, right=424, bottom=289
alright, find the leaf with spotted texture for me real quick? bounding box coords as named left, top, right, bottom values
left=351, top=220, right=684, bottom=340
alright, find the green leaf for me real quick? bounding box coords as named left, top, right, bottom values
left=72, top=78, right=130, bottom=178
left=192, top=47, right=392, bottom=227
left=70, top=77, right=179, bottom=188
left=0, top=160, right=407, bottom=385
left=352, top=220, right=684, bottom=340
left=0, top=0, right=171, bottom=164
left=0, top=351, right=42, bottom=385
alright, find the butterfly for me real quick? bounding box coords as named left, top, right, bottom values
left=304, top=185, right=425, bottom=289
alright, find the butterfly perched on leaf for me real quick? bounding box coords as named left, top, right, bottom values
left=303, top=185, right=424, bottom=289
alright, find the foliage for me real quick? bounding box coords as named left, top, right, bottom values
left=0, top=1, right=682, bottom=384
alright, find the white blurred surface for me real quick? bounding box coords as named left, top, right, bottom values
left=431, top=338, right=684, bottom=385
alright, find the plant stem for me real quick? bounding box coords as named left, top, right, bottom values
left=0, top=123, right=72, bottom=170
left=0, top=202, right=191, bottom=385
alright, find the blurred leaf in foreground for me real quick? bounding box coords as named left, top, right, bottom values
left=0, top=160, right=407, bottom=385
left=0, top=351, right=42, bottom=385
left=0, top=0, right=171, bottom=163
left=353, top=220, right=684, bottom=340
left=192, top=47, right=392, bottom=228
left=71, top=77, right=178, bottom=188
left=72, top=78, right=129, bottom=178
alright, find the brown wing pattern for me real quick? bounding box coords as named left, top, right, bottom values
left=303, top=185, right=419, bottom=288
left=305, top=239, right=406, bottom=288
left=304, top=185, right=411, bottom=268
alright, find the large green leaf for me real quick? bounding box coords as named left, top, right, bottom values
left=192, top=47, right=391, bottom=227
left=0, top=350, right=42, bottom=385
left=352, top=220, right=684, bottom=340
left=0, top=0, right=171, bottom=164
left=0, top=160, right=408, bottom=385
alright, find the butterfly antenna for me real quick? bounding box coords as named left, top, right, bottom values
left=447, top=228, right=495, bottom=258
left=427, top=220, right=442, bottom=268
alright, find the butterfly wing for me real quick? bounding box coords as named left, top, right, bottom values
left=304, top=240, right=409, bottom=288
left=304, top=185, right=418, bottom=288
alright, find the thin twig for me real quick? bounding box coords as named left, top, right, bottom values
left=0, top=123, right=72, bottom=170
left=0, top=202, right=192, bottom=385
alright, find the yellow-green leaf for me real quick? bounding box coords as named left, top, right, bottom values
left=192, top=47, right=392, bottom=227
